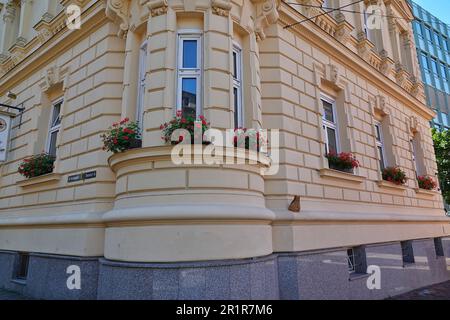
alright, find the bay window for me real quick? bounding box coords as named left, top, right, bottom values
left=321, top=95, right=339, bottom=154
left=177, top=33, right=202, bottom=119
left=233, top=44, right=243, bottom=128
left=46, top=99, right=62, bottom=158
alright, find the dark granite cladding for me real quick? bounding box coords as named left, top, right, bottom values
left=97, top=256, right=280, bottom=300
left=1, top=238, right=450, bottom=300
left=277, top=239, right=450, bottom=300
left=0, top=252, right=99, bottom=300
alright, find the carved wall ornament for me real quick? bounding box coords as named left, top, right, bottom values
left=356, top=32, right=375, bottom=61
left=379, top=50, right=394, bottom=76
left=105, top=0, right=131, bottom=38
left=370, top=95, right=388, bottom=116
left=395, top=63, right=410, bottom=88
left=325, top=63, right=340, bottom=86
left=147, top=0, right=168, bottom=17
left=251, top=0, right=280, bottom=41
left=334, top=15, right=353, bottom=45
left=409, top=116, right=419, bottom=134
left=410, top=76, right=424, bottom=97
left=211, top=0, right=232, bottom=17
left=40, top=65, right=70, bottom=92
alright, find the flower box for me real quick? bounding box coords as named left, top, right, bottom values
left=325, top=152, right=359, bottom=173
left=18, top=153, right=55, bottom=179
left=382, top=167, right=407, bottom=186
left=161, top=112, right=210, bottom=145
left=101, top=118, right=142, bottom=154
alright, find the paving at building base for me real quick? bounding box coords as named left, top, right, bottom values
left=389, top=280, right=450, bottom=300
left=1, top=282, right=450, bottom=301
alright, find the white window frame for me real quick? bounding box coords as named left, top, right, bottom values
left=232, top=43, right=243, bottom=128
left=177, top=31, right=202, bottom=119
left=321, top=94, right=339, bottom=154
left=374, top=121, right=387, bottom=170
left=46, top=99, right=63, bottom=157
left=136, top=40, right=148, bottom=129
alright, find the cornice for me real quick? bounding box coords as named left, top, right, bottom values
left=278, top=4, right=434, bottom=121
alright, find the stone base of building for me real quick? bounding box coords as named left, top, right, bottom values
left=1, top=238, right=449, bottom=300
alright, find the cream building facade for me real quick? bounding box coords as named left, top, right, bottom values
left=0, top=0, right=449, bottom=300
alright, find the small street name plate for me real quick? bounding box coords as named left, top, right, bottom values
left=68, top=171, right=97, bottom=183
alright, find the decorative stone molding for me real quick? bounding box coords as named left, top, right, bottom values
left=39, top=65, right=70, bottom=92
left=3, top=0, right=17, bottom=22
left=408, top=116, right=419, bottom=134
left=251, top=0, right=280, bottom=41
left=324, top=63, right=340, bottom=86
left=105, top=0, right=131, bottom=38
left=147, top=0, right=168, bottom=17
left=356, top=32, right=375, bottom=62
left=410, top=76, right=424, bottom=97
left=370, top=95, right=388, bottom=116
left=379, top=50, right=394, bottom=76
left=395, top=63, right=410, bottom=89
left=334, top=13, right=353, bottom=46
left=313, top=62, right=351, bottom=103
left=211, top=0, right=232, bottom=17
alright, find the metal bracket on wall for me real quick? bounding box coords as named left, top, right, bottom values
left=0, top=103, right=25, bottom=128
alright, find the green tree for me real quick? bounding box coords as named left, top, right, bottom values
left=432, top=128, right=450, bottom=205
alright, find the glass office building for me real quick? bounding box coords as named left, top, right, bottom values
left=410, top=1, right=450, bottom=130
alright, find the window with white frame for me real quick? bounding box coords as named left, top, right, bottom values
left=47, top=100, right=62, bottom=158
left=136, top=40, right=147, bottom=129
left=374, top=121, right=386, bottom=171
left=177, top=32, right=202, bottom=119
left=232, top=45, right=243, bottom=128
left=321, top=95, right=339, bottom=154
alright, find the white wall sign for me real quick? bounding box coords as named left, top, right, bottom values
left=0, top=113, right=12, bottom=162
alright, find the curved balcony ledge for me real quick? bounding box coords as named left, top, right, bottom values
left=319, top=168, right=365, bottom=184
left=103, top=203, right=275, bottom=225
left=16, top=173, right=61, bottom=188
left=108, top=145, right=271, bottom=172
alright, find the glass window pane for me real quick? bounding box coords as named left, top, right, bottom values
left=52, top=103, right=61, bottom=127
left=375, top=124, right=381, bottom=142
left=181, top=78, right=197, bottom=119
left=183, top=40, right=197, bottom=68
left=322, top=100, right=334, bottom=123
left=233, top=51, right=237, bottom=79
left=234, top=87, right=239, bottom=128
left=378, top=146, right=385, bottom=171
left=442, top=112, right=449, bottom=126
left=49, top=131, right=58, bottom=157
left=326, top=127, right=337, bottom=154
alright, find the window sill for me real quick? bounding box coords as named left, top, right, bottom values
left=377, top=180, right=408, bottom=191
left=414, top=188, right=439, bottom=197
left=319, top=168, right=365, bottom=184
left=17, top=173, right=61, bottom=188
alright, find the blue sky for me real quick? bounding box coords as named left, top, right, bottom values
left=413, top=0, right=450, bottom=24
